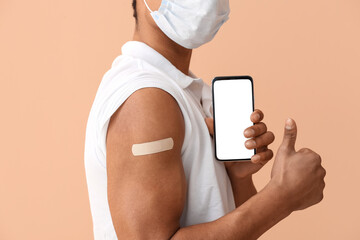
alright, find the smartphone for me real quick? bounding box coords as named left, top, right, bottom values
left=212, top=76, right=255, bottom=161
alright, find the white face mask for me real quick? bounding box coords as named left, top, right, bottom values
left=143, top=0, right=230, bottom=49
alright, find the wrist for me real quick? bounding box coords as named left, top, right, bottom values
left=226, top=166, right=253, bottom=182
left=228, top=172, right=257, bottom=207
left=265, top=180, right=294, bottom=215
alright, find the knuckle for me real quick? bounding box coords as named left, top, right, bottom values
left=252, top=137, right=261, bottom=148
left=314, top=156, right=322, bottom=164
left=322, top=168, right=327, bottom=178
left=313, top=152, right=321, bottom=159
left=286, top=132, right=296, bottom=141
left=261, top=122, right=267, bottom=131
left=306, top=148, right=314, bottom=152
left=254, top=122, right=267, bottom=134
left=313, top=154, right=322, bottom=164
left=268, top=149, right=274, bottom=159
left=261, top=133, right=273, bottom=146
left=263, top=132, right=271, bottom=140
left=317, top=155, right=323, bottom=165
left=259, top=154, right=269, bottom=164
left=258, top=155, right=269, bottom=165
left=299, top=147, right=310, bottom=153
left=264, top=149, right=271, bottom=158
left=268, top=131, right=275, bottom=141
left=318, top=193, right=324, bottom=202
left=321, top=180, right=326, bottom=189
left=258, top=160, right=267, bottom=166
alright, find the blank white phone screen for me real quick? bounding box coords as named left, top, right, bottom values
left=213, top=79, right=254, bottom=160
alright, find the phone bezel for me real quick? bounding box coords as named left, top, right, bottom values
left=212, top=76, right=256, bottom=162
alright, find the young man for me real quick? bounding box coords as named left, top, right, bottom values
left=84, top=0, right=326, bottom=239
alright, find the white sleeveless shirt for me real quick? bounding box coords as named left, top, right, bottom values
left=84, top=41, right=235, bottom=239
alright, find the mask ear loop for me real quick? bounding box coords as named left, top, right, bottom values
left=143, top=0, right=153, bottom=13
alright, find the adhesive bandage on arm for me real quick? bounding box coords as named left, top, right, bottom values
left=132, top=137, right=174, bottom=156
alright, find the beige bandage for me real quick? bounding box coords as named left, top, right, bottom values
left=132, top=137, right=174, bottom=156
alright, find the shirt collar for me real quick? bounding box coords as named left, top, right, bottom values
left=121, top=41, right=203, bottom=90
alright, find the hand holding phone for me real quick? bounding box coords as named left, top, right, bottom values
left=212, top=76, right=275, bottom=164
left=212, top=76, right=256, bottom=161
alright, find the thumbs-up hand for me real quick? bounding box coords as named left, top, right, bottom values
left=270, top=118, right=326, bottom=211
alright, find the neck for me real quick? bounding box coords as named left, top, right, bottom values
left=133, top=27, right=192, bottom=76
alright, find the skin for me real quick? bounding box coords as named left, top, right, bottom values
left=106, top=1, right=326, bottom=239
left=133, top=0, right=192, bottom=75
left=205, top=111, right=275, bottom=207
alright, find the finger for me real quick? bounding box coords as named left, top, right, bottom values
left=205, top=117, right=214, bottom=136
left=245, top=131, right=275, bottom=149
left=251, top=149, right=274, bottom=164
left=250, top=109, right=264, bottom=123
left=279, top=118, right=297, bottom=154
left=244, top=122, right=267, bottom=138
left=298, top=148, right=313, bottom=154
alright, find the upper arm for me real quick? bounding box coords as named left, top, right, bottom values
left=106, top=87, right=186, bottom=239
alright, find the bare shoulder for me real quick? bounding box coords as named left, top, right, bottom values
left=106, top=87, right=187, bottom=239
left=107, top=87, right=185, bottom=153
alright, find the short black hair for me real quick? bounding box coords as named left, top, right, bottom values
left=132, top=0, right=137, bottom=22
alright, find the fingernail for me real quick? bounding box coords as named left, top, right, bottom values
left=285, top=118, right=293, bottom=130
left=254, top=114, right=260, bottom=121
left=252, top=155, right=261, bottom=163
left=245, top=140, right=256, bottom=148
left=244, top=129, right=255, bottom=137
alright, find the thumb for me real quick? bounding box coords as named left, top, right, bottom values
left=205, top=117, right=214, bottom=136
left=280, top=118, right=297, bottom=153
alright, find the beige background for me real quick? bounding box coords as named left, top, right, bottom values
left=0, top=0, right=359, bottom=239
